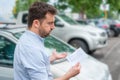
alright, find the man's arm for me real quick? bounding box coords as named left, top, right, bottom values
left=54, top=62, right=80, bottom=80
left=50, top=50, right=81, bottom=80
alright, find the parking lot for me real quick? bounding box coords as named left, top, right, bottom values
left=92, top=36, right=120, bottom=80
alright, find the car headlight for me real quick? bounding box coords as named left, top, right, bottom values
left=100, top=32, right=107, bottom=37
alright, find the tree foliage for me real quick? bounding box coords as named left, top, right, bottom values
left=13, top=0, right=120, bottom=18
left=54, top=0, right=120, bottom=18
left=13, top=0, right=48, bottom=18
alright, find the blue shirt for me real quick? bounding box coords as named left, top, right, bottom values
left=14, top=30, right=53, bottom=80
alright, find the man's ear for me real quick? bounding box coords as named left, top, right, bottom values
left=33, top=20, right=40, bottom=28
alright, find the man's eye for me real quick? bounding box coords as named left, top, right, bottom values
left=48, top=22, right=54, bottom=25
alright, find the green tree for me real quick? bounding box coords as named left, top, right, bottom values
left=13, top=0, right=120, bottom=18
left=53, top=0, right=102, bottom=18
left=13, top=0, right=48, bottom=18
left=54, top=0, right=120, bottom=18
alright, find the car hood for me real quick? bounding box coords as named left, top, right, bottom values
left=51, top=55, right=110, bottom=80
left=74, top=24, right=105, bottom=34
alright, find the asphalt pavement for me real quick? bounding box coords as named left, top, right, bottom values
left=92, top=36, right=120, bottom=80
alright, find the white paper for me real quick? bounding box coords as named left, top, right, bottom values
left=66, top=47, right=88, bottom=66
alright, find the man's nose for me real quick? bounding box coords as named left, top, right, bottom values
left=51, top=24, right=55, bottom=29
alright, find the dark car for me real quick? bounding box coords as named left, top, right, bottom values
left=106, top=19, right=120, bottom=37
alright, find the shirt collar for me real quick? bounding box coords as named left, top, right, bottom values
left=25, top=30, right=44, bottom=43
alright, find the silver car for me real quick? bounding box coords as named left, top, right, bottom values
left=52, top=14, right=108, bottom=54
left=0, top=25, right=112, bottom=80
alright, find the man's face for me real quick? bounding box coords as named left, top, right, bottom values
left=38, top=13, right=55, bottom=38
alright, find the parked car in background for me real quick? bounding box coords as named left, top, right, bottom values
left=105, top=19, right=120, bottom=37
left=0, top=25, right=112, bottom=80
left=86, top=19, right=111, bottom=37
left=52, top=14, right=108, bottom=54
left=16, top=11, right=28, bottom=25
left=84, top=19, right=120, bottom=37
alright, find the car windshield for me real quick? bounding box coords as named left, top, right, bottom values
left=58, top=14, right=79, bottom=25
left=44, top=36, right=75, bottom=54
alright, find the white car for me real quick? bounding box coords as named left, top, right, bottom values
left=51, top=14, right=108, bottom=54
left=16, top=11, right=108, bottom=54
left=0, top=25, right=112, bottom=80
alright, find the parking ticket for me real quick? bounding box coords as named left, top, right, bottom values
left=66, top=47, right=88, bottom=66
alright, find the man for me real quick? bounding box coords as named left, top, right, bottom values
left=14, top=1, right=80, bottom=80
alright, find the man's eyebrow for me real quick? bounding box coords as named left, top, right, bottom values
left=49, top=21, right=54, bottom=23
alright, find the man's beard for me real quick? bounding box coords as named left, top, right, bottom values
left=42, top=32, right=50, bottom=38
left=38, top=27, right=51, bottom=38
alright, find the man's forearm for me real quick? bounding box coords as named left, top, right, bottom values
left=54, top=74, right=71, bottom=80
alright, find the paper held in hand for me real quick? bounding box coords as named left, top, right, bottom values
left=66, top=47, right=88, bottom=66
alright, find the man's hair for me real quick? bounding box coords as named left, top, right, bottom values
left=28, top=1, right=57, bottom=28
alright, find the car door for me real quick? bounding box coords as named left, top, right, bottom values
left=0, top=36, right=15, bottom=80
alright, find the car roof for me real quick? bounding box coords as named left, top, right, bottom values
left=0, top=24, right=27, bottom=34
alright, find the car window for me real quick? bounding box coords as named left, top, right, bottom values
left=45, top=36, right=75, bottom=54
left=58, top=14, right=79, bottom=25
left=22, top=13, right=28, bottom=24
left=0, top=36, right=15, bottom=67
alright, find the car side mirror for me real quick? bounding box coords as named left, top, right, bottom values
left=55, top=21, right=64, bottom=27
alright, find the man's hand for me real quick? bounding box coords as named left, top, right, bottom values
left=54, top=62, right=81, bottom=80
left=50, top=50, right=67, bottom=63
left=65, top=62, right=80, bottom=78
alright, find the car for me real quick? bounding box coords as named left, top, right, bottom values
left=86, top=19, right=111, bottom=36
left=0, top=25, right=112, bottom=80
left=87, top=19, right=120, bottom=37
left=16, top=11, right=108, bottom=54
left=105, top=19, right=120, bottom=37
left=52, top=14, right=108, bottom=54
